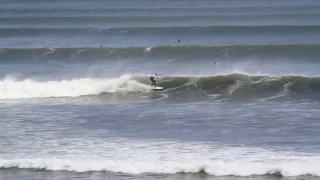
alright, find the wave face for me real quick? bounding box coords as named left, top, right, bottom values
left=1, top=74, right=319, bottom=101
left=136, top=74, right=320, bottom=101
left=153, top=74, right=320, bottom=92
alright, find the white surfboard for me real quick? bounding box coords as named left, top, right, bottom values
left=152, top=86, right=164, bottom=91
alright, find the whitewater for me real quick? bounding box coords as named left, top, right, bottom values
left=1, top=135, right=320, bottom=176
left=0, top=75, right=151, bottom=99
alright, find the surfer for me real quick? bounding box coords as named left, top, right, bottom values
left=150, top=73, right=157, bottom=87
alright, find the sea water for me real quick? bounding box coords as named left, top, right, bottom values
left=1, top=0, right=320, bottom=179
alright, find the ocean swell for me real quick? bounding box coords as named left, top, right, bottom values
left=1, top=44, right=320, bottom=61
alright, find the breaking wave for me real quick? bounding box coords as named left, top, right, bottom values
left=1, top=74, right=319, bottom=100
left=0, top=158, right=319, bottom=176
left=135, top=74, right=320, bottom=100
left=0, top=75, right=149, bottom=99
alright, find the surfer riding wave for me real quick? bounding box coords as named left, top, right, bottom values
left=150, top=73, right=157, bottom=87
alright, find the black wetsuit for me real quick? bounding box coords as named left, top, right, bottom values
left=150, top=74, right=156, bottom=86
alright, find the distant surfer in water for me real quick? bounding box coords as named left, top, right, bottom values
left=150, top=73, right=157, bottom=87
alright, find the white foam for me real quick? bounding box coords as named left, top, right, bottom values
left=228, top=80, right=242, bottom=94
left=0, top=75, right=149, bottom=99
left=0, top=49, right=7, bottom=54
left=145, top=47, right=153, bottom=52
left=258, top=81, right=295, bottom=101
left=0, top=158, right=319, bottom=176
left=1, top=138, right=320, bottom=176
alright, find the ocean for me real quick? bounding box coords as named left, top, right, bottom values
left=1, top=0, right=320, bottom=179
